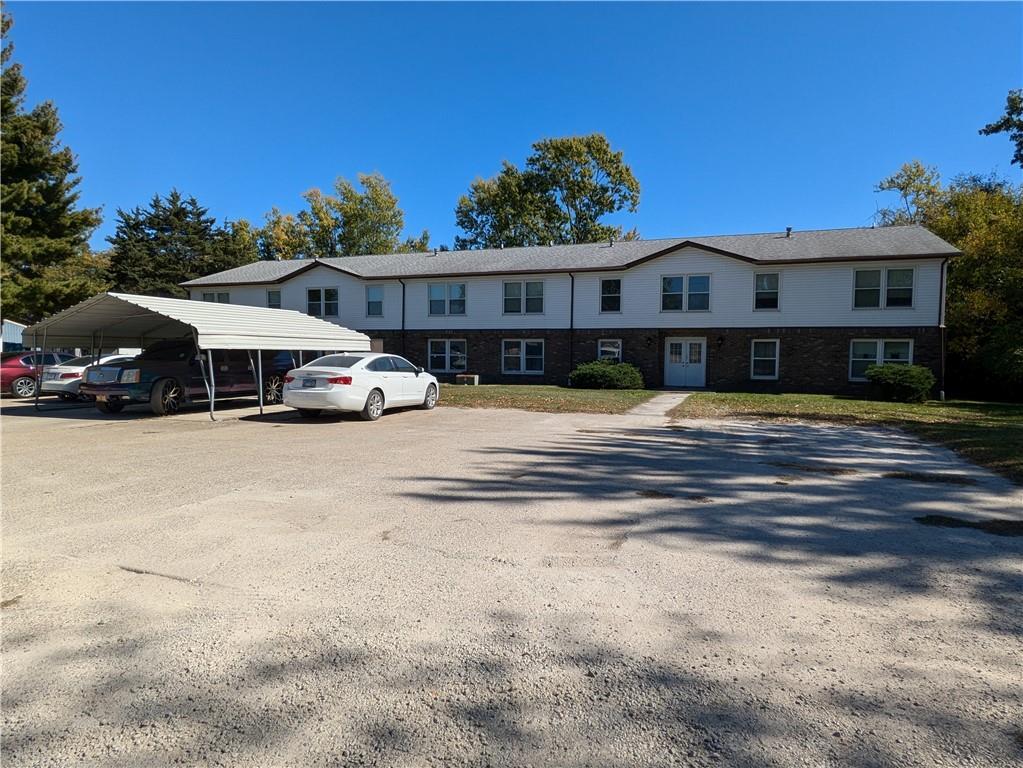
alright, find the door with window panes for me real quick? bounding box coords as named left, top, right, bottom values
left=664, top=337, right=706, bottom=387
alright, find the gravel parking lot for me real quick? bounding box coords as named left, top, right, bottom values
left=2, top=397, right=1021, bottom=767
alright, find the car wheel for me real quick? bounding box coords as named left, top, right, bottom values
left=297, top=408, right=321, bottom=418
left=360, top=389, right=384, bottom=421
left=263, top=374, right=284, bottom=404
left=11, top=376, right=36, bottom=398
left=150, top=378, right=183, bottom=416
left=96, top=401, right=124, bottom=414
left=421, top=384, right=438, bottom=410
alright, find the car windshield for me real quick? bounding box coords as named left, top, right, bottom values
left=64, top=356, right=99, bottom=367
left=138, top=341, right=194, bottom=361
left=305, top=354, right=367, bottom=369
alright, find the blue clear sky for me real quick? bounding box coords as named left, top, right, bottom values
left=8, top=1, right=1022, bottom=251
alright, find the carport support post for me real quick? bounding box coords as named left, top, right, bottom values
left=207, top=350, right=217, bottom=422
left=247, top=350, right=264, bottom=415
left=33, top=327, right=47, bottom=411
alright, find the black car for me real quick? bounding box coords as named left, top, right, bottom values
left=79, top=338, right=293, bottom=415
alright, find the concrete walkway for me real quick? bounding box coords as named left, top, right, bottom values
left=626, top=390, right=691, bottom=417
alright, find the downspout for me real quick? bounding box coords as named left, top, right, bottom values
left=568, top=272, right=575, bottom=383
left=938, top=257, right=948, bottom=401
left=398, top=278, right=406, bottom=356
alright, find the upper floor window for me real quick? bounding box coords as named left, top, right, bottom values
left=266, top=290, right=281, bottom=309
left=600, top=279, right=621, bottom=312
left=504, top=281, right=544, bottom=314
left=307, top=287, right=338, bottom=317
left=661, top=275, right=711, bottom=312
left=754, top=273, right=779, bottom=310
left=366, top=285, right=384, bottom=317
left=202, top=292, right=230, bottom=303
left=854, top=268, right=914, bottom=309
left=428, top=283, right=466, bottom=316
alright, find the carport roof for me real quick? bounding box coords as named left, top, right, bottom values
left=23, top=292, right=372, bottom=351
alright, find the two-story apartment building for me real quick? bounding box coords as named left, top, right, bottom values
left=181, top=225, right=959, bottom=393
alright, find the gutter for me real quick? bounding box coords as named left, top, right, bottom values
left=938, top=256, right=948, bottom=401
left=568, top=272, right=575, bottom=378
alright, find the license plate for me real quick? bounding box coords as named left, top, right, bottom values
left=44, top=372, right=58, bottom=380
left=96, top=395, right=108, bottom=402
left=302, top=378, right=317, bottom=388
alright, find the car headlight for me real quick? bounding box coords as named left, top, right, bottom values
left=120, top=369, right=141, bottom=384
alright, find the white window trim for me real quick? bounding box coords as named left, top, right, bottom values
left=852, top=267, right=916, bottom=310
left=365, top=285, right=384, bottom=318
left=660, top=273, right=712, bottom=313
left=307, top=286, right=340, bottom=317
left=848, top=338, right=914, bottom=381
left=266, top=289, right=281, bottom=309
left=427, top=339, right=467, bottom=373
left=597, top=338, right=623, bottom=362
left=752, top=272, right=781, bottom=312
left=501, top=338, right=545, bottom=375
left=502, top=280, right=545, bottom=316
left=599, top=277, right=622, bottom=314
left=750, top=338, right=780, bottom=380
left=428, top=282, right=467, bottom=316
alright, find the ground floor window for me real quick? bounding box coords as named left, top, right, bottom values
left=849, top=338, right=913, bottom=381
left=202, top=292, right=230, bottom=303
left=428, top=339, right=467, bottom=372
left=597, top=338, right=622, bottom=362
left=502, top=339, right=544, bottom=374
left=750, top=339, right=779, bottom=380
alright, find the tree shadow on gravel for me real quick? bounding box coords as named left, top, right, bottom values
left=7, top=601, right=1017, bottom=768
left=398, top=421, right=1022, bottom=639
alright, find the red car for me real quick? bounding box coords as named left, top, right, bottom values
left=1, top=352, right=75, bottom=398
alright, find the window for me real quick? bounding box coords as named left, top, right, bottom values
left=502, top=339, right=544, bottom=374
left=662, top=275, right=710, bottom=311
left=266, top=290, right=281, bottom=309
left=307, top=287, right=338, bottom=317
left=202, top=292, right=230, bottom=303
left=687, top=275, right=711, bottom=311
left=854, top=268, right=914, bottom=309
left=428, top=339, right=467, bottom=372
left=853, top=270, right=881, bottom=308
left=849, top=338, right=914, bottom=381
left=754, top=273, right=779, bottom=310
left=661, top=276, right=684, bottom=311
left=308, top=354, right=368, bottom=368
left=428, top=283, right=466, bottom=315
left=366, top=285, right=383, bottom=317
left=597, top=339, right=622, bottom=362
left=504, top=281, right=544, bottom=314
left=366, top=357, right=395, bottom=372
left=886, top=268, right=914, bottom=307
left=750, top=339, right=779, bottom=380
left=600, top=279, right=621, bottom=313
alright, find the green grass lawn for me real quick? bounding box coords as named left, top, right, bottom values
left=672, top=393, right=1023, bottom=485
left=439, top=384, right=656, bottom=414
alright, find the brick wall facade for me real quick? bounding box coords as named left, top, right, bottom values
left=358, top=326, right=942, bottom=394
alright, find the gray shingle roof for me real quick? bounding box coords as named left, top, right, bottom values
left=181, top=225, right=959, bottom=286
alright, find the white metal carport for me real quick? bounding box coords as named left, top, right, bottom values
left=23, top=292, right=371, bottom=419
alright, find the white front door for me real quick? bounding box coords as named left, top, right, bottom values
left=664, top=337, right=707, bottom=387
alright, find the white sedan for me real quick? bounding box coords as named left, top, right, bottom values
left=41, top=354, right=136, bottom=401
left=282, top=352, right=439, bottom=420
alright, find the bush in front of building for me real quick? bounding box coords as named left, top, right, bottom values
left=569, top=360, right=645, bottom=390
left=865, top=363, right=936, bottom=403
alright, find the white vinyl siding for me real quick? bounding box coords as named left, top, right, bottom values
left=502, top=339, right=544, bottom=374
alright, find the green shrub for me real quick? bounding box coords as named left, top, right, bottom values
left=865, top=363, right=936, bottom=403
left=569, top=359, right=645, bottom=390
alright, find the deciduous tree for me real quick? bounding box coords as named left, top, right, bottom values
left=979, top=89, right=1023, bottom=166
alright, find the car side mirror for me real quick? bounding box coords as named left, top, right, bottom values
left=416, top=366, right=424, bottom=375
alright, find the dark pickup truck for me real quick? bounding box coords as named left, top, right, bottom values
left=80, top=338, right=293, bottom=415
